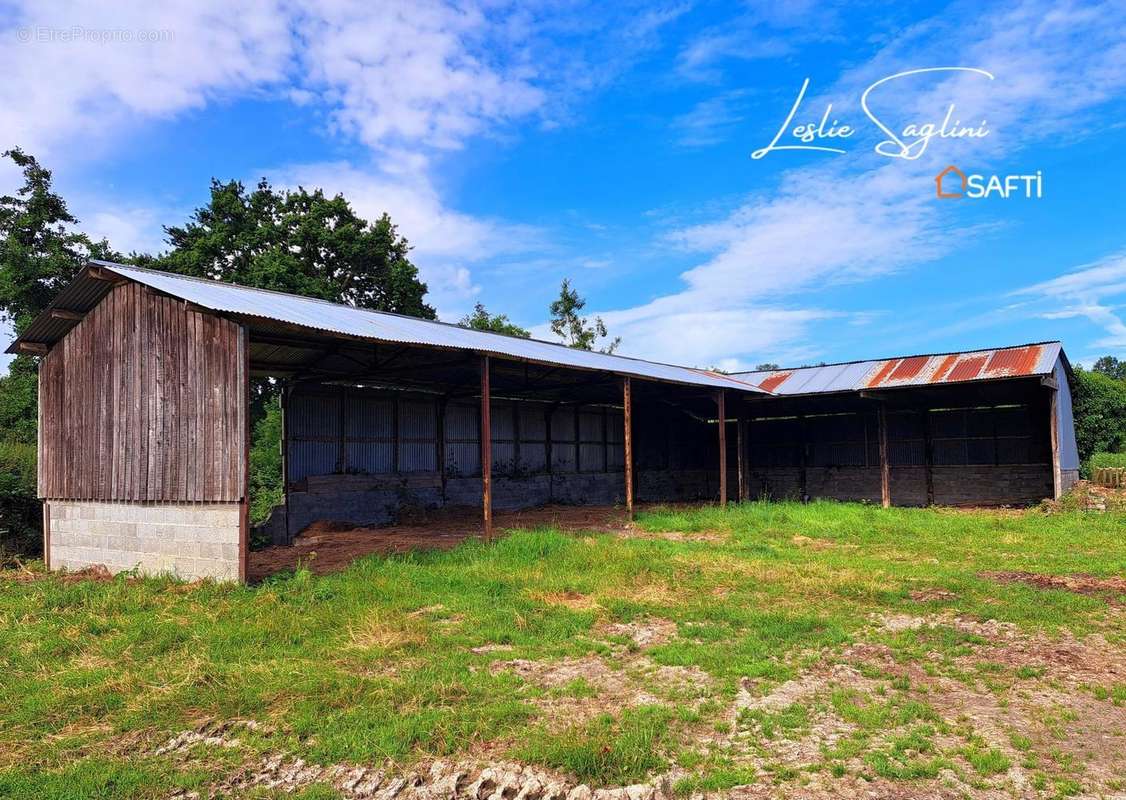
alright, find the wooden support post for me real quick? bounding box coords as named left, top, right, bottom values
left=281, top=384, right=292, bottom=544
left=480, top=355, right=493, bottom=542
left=737, top=416, right=748, bottom=502
left=717, top=390, right=727, bottom=506
left=1049, top=387, right=1061, bottom=500
left=922, top=409, right=935, bottom=507
left=437, top=395, right=448, bottom=503
left=877, top=402, right=891, bottom=509
left=623, top=377, right=634, bottom=519
left=239, top=327, right=250, bottom=583
left=798, top=415, right=809, bottom=502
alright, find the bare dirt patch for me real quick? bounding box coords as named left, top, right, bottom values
left=489, top=652, right=712, bottom=727
left=530, top=590, right=601, bottom=611
left=488, top=618, right=707, bottom=727
left=982, top=570, right=1126, bottom=602
left=908, top=587, right=958, bottom=603
left=626, top=529, right=728, bottom=544
left=597, top=618, right=678, bottom=649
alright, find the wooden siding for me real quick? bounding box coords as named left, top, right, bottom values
left=38, top=282, right=247, bottom=502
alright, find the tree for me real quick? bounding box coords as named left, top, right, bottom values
left=1072, top=368, right=1126, bottom=465
left=755, top=362, right=780, bottom=371
left=458, top=302, right=530, bottom=338
left=1092, top=356, right=1126, bottom=381
left=0, top=149, right=118, bottom=336
left=155, top=179, right=435, bottom=319
left=548, top=278, right=619, bottom=353
left=0, top=149, right=120, bottom=558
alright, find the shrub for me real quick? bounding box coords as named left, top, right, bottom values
left=1072, top=370, right=1126, bottom=475
left=249, top=400, right=283, bottom=528
left=0, top=440, right=40, bottom=560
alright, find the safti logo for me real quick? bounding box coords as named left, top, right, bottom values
left=935, top=165, right=967, bottom=198
left=935, top=165, right=1043, bottom=199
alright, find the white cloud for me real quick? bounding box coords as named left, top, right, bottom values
left=670, top=91, right=749, bottom=147
left=0, top=0, right=292, bottom=159
left=1014, top=250, right=1126, bottom=351
left=294, top=0, right=544, bottom=153
left=80, top=204, right=172, bottom=255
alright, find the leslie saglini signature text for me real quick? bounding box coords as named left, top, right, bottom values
left=751, top=67, right=993, bottom=162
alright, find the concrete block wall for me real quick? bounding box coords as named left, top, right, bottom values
left=47, top=501, right=241, bottom=581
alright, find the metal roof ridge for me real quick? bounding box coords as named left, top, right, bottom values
left=94, top=261, right=769, bottom=392
left=732, top=340, right=1063, bottom=376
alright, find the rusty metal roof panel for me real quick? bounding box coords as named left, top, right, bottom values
left=736, top=342, right=1062, bottom=396
left=9, top=261, right=766, bottom=393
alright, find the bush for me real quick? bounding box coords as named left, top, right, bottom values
left=1072, top=369, right=1126, bottom=475
left=249, top=400, right=283, bottom=528
left=0, top=440, right=40, bottom=560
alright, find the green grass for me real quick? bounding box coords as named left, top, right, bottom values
left=0, top=500, right=1123, bottom=798
left=514, top=705, right=673, bottom=784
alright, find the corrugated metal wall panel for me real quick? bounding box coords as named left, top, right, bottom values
left=290, top=442, right=339, bottom=482
left=399, top=443, right=437, bottom=472
left=552, top=443, right=577, bottom=472
left=551, top=407, right=576, bottom=441
left=285, top=385, right=633, bottom=482
left=446, top=403, right=479, bottom=440
left=344, top=394, right=393, bottom=439
left=490, top=403, right=515, bottom=439
left=519, top=443, right=547, bottom=472
left=289, top=393, right=338, bottom=439
left=492, top=442, right=517, bottom=472
left=519, top=405, right=547, bottom=440
left=445, top=442, right=479, bottom=476
left=400, top=399, right=436, bottom=439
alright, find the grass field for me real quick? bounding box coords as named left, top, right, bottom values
left=1, top=502, right=1124, bottom=799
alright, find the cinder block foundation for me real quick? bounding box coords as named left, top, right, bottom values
left=46, top=500, right=241, bottom=581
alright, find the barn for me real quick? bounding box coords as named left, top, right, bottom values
left=7, top=261, right=1080, bottom=582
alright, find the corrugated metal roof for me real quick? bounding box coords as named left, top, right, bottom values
left=735, top=342, right=1062, bottom=396
left=8, top=261, right=767, bottom=394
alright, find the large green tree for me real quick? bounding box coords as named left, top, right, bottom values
left=548, top=278, right=619, bottom=353
left=153, top=179, right=435, bottom=319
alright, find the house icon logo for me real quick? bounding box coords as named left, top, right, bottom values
left=935, top=165, right=967, bottom=199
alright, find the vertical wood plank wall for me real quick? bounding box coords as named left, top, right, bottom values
left=37, top=282, right=247, bottom=503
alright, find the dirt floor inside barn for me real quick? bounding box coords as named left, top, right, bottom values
left=248, top=504, right=637, bottom=581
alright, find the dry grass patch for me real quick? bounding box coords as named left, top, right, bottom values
left=528, top=590, right=601, bottom=611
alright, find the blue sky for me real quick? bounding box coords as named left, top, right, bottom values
left=3, top=0, right=1126, bottom=372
